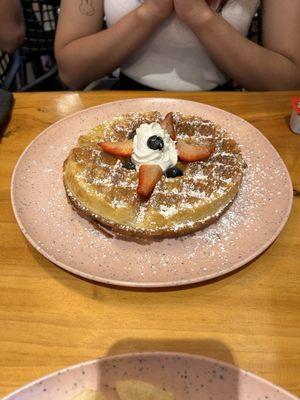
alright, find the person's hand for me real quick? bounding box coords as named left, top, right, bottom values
left=174, top=0, right=214, bottom=27
left=141, top=0, right=174, bottom=22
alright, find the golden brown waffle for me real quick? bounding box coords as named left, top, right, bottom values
left=63, top=111, right=245, bottom=238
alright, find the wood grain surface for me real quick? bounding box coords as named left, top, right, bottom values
left=0, top=91, right=299, bottom=398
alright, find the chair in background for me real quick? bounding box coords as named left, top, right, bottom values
left=0, top=50, right=21, bottom=90
left=18, top=0, right=61, bottom=91
left=0, top=50, right=16, bottom=134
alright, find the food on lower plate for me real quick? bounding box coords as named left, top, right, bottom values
left=63, top=111, right=245, bottom=238
left=72, top=389, right=107, bottom=400
left=116, top=379, right=174, bottom=400
left=72, top=380, right=174, bottom=400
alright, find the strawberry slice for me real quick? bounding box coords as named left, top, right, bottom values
left=98, top=139, right=133, bottom=157
left=161, top=112, right=176, bottom=140
left=177, top=140, right=214, bottom=162
left=137, top=164, right=162, bottom=197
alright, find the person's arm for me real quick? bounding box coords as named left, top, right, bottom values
left=0, top=0, right=25, bottom=54
left=55, top=0, right=173, bottom=89
left=174, top=0, right=300, bottom=90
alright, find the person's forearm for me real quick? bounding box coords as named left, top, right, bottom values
left=185, top=9, right=300, bottom=90
left=57, top=6, right=165, bottom=89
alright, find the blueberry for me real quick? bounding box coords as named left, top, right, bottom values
left=166, top=166, right=183, bottom=178
left=147, top=135, right=164, bottom=150
left=129, top=130, right=136, bottom=139
left=123, top=161, right=136, bottom=170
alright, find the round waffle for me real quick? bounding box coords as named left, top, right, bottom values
left=63, top=111, right=245, bottom=238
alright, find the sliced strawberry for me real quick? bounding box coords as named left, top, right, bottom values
left=98, top=139, right=133, bottom=157
left=161, top=112, right=176, bottom=140
left=137, top=164, right=162, bottom=197
left=177, top=140, right=214, bottom=162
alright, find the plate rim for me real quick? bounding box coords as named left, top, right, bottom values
left=3, top=351, right=299, bottom=400
left=10, top=97, right=294, bottom=288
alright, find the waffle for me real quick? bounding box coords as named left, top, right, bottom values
left=63, top=111, right=245, bottom=238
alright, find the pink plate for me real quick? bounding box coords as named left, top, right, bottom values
left=3, top=352, right=298, bottom=400
left=11, top=98, right=293, bottom=288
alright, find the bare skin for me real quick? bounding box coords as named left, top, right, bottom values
left=55, top=0, right=300, bottom=90
left=55, top=0, right=173, bottom=88
left=174, top=0, right=300, bottom=90
left=0, top=0, right=25, bottom=54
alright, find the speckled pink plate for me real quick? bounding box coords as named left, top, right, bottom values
left=11, top=98, right=293, bottom=288
left=3, top=352, right=298, bottom=400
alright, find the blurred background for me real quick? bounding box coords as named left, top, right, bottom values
left=0, top=0, right=63, bottom=91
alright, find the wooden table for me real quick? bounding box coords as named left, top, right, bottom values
left=0, top=91, right=299, bottom=398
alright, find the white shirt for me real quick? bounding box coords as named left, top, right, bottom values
left=104, top=0, right=260, bottom=90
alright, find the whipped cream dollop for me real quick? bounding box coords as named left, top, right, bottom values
left=132, top=122, right=178, bottom=171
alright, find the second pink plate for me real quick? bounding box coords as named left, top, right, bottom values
left=3, top=352, right=299, bottom=400
left=11, top=98, right=293, bottom=287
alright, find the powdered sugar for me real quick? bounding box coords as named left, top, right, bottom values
left=12, top=99, right=292, bottom=287
left=66, top=111, right=244, bottom=235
